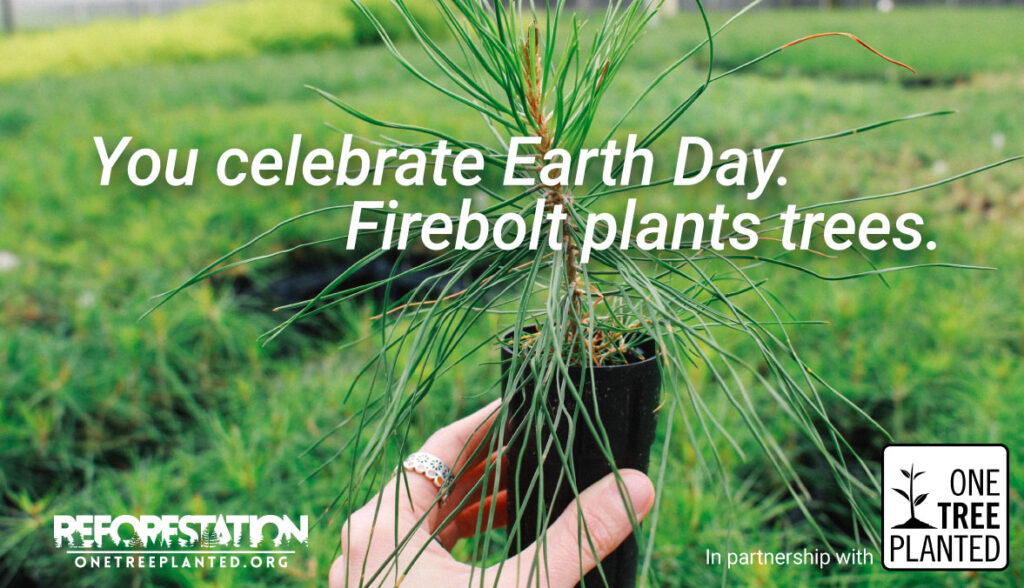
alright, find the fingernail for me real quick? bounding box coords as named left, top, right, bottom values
left=604, top=470, right=655, bottom=517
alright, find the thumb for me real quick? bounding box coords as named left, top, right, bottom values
left=498, top=469, right=655, bottom=588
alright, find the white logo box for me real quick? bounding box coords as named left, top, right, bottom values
left=882, top=444, right=1008, bottom=571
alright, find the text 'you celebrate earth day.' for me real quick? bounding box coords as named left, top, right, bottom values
left=94, top=133, right=937, bottom=262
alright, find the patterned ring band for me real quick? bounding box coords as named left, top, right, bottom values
left=402, top=452, right=454, bottom=498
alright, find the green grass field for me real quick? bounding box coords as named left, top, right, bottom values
left=1, top=3, right=1021, bottom=586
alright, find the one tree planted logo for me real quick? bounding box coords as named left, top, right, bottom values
left=891, top=464, right=935, bottom=529
left=882, top=445, right=1008, bottom=570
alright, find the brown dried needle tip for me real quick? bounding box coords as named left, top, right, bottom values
left=595, top=60, right=610, bottom=90
left=781, top=32, right=917, bottom=74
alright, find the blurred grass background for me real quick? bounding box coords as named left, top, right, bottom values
left=0, top=1, right=1021, bottom=586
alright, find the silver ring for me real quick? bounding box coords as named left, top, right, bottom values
left=402, top=452, right=454, bottom=498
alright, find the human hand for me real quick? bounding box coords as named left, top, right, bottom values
left=328, top=400, right=655, bottom=588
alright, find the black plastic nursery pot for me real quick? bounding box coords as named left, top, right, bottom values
left=501, top=329, right=661, bottom=588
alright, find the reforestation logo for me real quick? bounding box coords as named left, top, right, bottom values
left=54, top=514, right=308, bottom=570
left=890, top=464, right=935, bottom=529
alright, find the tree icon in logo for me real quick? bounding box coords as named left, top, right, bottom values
left=892, top=463, right=935, bottom=529
left=201, top=526, right=220, bottom=549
